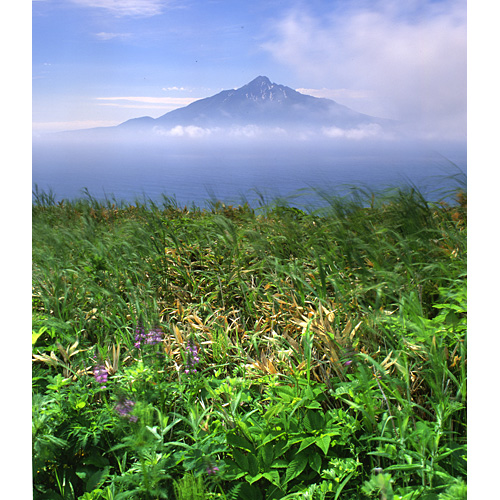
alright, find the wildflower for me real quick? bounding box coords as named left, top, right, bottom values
left=344, top=360, right=352, bottom=366
left=206, top=464, right=219, bottom=475
left=145, top=327, right=163, bottom=345
left=184, top=339, right=200, bottom=374
left=134, top=326, right=163, bottom=349
left=115, top=399, right=137, bottom=422
left=93, top=364, right=108, bottom=387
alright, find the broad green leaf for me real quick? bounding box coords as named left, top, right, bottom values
left=298, top=436, right=317, bottom=453
left=316, top=435, right=331, bottom=455
left=247, top=453, right=259, bottom=477
left=263, top=402, right=285, bottom=421
left=32, top=331, right=44, bottom=345
left=233, top=448, right=249, bottom=473
left=274, top=385, right=296, bottom=401
left=284, top=451, right=309, bottom=484
left=246, top=472, right=263, bottom=485
left=262, top=470, right=281, bottom=487
left=258, top=442, right=274, bottom=470
left=303, top=409, right=324, bottom=432
left=86, top=467, right=110, bottom=492
left=227, top=432, right=254, bottom=452
left=309, top=452, right=322, bottom=474
left=259, top=429, right=286, bottom=447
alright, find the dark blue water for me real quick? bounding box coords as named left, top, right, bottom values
left=32, top=136, right=466, bottom=208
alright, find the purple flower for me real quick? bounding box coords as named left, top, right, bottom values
left=115, top=399, right=137, bottom=422
left=134, top=326, right=163, bottom=349
left=145, top=328, right=163, bottom=345
left=206, top=464, right=219, bottom=475
left=344, top=360, right=353, bottom=366
left=93, top=364, right=108, bottom=387
left=184, top=339, right=200, bottom=374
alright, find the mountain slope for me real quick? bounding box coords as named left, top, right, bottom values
left=118, top=76, right=390, bottom=131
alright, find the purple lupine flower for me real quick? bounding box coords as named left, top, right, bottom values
left=134, top=326, right=145, bottom=349
left=184, top=339, right=200, bottom=374
left=134, top=326, right=163, bottom=349
left=145, top=328, right=163, bottom=345
left=206, top=464, right=219, bottom=475
left=115, top=399, right=137, bottom=422
left=93, top=364, right=108, bottom=387
left=344, top=360, right=353, bottom=366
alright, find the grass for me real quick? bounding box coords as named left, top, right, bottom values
left=32, top=184, right=466, bottom=499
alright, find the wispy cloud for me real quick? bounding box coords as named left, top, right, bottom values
left=322, top=124, right=387, bottom=140
left=150, top=123, right=388, bottom=142
left=93, top=32, right=132, bottom=40
left=162, top=86, right=188, bottom=91
left=96, top=96, right=199, bottom=110
left=69, top=0, right=170, bottom=17
left=155, top=125, right=214, bottom=138
left=296, top=88, right=370, bottom=101
left=263, top=0, right=466, bottom=140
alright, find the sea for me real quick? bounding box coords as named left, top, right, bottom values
left=32, top=135, right=467, bottom=209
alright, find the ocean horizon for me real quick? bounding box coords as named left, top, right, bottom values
left=32, top=136, right=466, bottom=209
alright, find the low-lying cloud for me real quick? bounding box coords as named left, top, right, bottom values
left=263, top=0, right=466, bottom=141
left=150, top=123, right=392, bottom=142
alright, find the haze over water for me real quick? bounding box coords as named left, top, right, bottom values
left=32, top=131, right=466, bottom=208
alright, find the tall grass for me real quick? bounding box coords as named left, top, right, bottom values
left=32, top=184, right=466, bottom=499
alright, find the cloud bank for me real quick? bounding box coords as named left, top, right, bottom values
left=263, top=0, right=466, bottom=141
left=69, top=0, right=170, bottom=17
left=95, top=96, right=200, bottom=111
left=149, top=123, right=392, bottom=143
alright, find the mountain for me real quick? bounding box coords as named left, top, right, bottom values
left=117, top=76, right=391, bottom=132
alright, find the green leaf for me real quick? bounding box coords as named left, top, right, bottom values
left=233, top=448, right=249, bottom=472
left=334, top=471, right=356, bottom=500
left=284, top=451, right=309, bottom=484
left=309, top=452, right=322, bottom=474
left=316, top=435, right=331, bottom=455
left=32, top=331, right=45, bottom=345
left=270, top=458, right=289, bottom=468
left=385, top=463, right=424, bottom=472
left=258, top=442, right=274, bottom=470
left=86, top=467, right=110, bottom=492
left=262, top=470, right=281, bottom=487
left=298, top=436, right=317, bottom=453
left=227, top=432, right=254, bottom=452
left=303, top=409, right=324, bottom=432
left=273, top=385, right=296, bottom=401
left=247, top=453, right=259, bottom=477
left=263, top=402, right=285, bottom=421
left=246, top=472, right=263, bottom=485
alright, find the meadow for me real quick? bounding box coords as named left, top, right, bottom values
left=32, top=184, right=467, bottom=499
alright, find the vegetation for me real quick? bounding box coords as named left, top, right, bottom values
left=32, top=184, right=466, bottom=499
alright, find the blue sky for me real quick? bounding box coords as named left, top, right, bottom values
left=32, top=0, right=467, bottom=139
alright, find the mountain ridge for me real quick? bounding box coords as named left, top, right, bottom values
left=116, top=76, right=391, bottom=131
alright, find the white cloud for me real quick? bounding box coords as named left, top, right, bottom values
left=94, top=32, right=132, bottom=40
left=296, top=88, right=370, bottom=101
left=95, top=96, right=199, bottom=110
left=162, top=86, right=188, bottom=91
left=322, top=123, right=387, bottom=140
left=149, top=124, right=387, bottom=143
left=155, top=125, right=214, bottom=138
left=263, top=0, right=466, bottom=140
left=69, top=0, right=169, bottom=17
